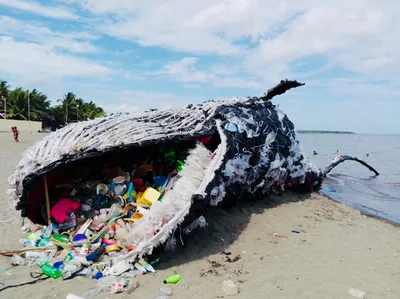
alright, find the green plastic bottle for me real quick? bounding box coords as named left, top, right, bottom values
left=52, top=233, right=69, bottom=243
left=41, top=263, right=62, bottom=279
left=163, top=274, right=181, bottom=284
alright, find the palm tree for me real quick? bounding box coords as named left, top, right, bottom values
left=83, top=101, right=106, bottom=120
left=7, top=88, right=50, bottom=121
left=28, top=89, right=50, bottom=120
left=7, top=88, right=29, bottom=120
left=58, top=92, right=77, bottom=123
left=0, top=80, right=10, bottom=114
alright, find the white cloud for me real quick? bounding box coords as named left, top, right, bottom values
left=245, top=1, right=399, bottom=76
left=154, top=57, right=263, bottom=89
left=70, top=0, right=399, bottom=79
left=0, top=16, right=99, bottom=53
left=154, top=57, right=210, bottom=83
left=0, top=37, right=111, bottom=81
left=0, top=0, right=78, bottom=20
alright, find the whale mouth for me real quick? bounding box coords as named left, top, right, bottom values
left=20, top=120, right=227, bottom=259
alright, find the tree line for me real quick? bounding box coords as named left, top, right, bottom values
left=0, top=80, right=106, bottom=131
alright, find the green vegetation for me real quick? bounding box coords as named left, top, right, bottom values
left=0, top=80, right=106, bottom=131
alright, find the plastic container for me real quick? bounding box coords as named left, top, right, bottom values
left=222, top=280, right=238, bottom=295
left=41, top=263, right=62, bottom=279
left=139, top=187, right=160, bottom=205
left=109, top=261, right=131, bottom=276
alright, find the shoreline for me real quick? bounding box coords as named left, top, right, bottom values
left=0, top=134, right=398, bottom=299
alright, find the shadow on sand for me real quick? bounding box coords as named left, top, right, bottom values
left=154, top=192, right=311, bottom=270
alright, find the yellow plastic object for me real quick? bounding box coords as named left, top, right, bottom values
left=124, top=212, right=144, bottom=222
left=138, top=188, right=160, bottom=206
left=105, top=244, right=120, bottom=253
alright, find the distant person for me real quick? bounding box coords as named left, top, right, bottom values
left=336, top=150, right=340, bottom=154
left=13, top=126, right=19, bottom=142
left=313, top=150, right=317, bottom=155
left=366, top=153, right=369, bottom=158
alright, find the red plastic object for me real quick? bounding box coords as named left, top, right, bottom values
left=50, top=198, right=81, bottom=223
left=131, top=177, right=144, bottom=191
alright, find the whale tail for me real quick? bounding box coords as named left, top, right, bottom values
left=323, top=155, right=379, bottom=177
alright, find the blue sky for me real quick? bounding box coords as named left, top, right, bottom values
left=0, top=0, right=399, bottom=134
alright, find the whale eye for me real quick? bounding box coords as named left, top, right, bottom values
left=224, top=123, right=238, bottom=133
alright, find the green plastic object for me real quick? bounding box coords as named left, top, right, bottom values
left=163, top=274, right=181, bottom=284
left=176, top=160, right=185, bottom=171
left=41, top=263, right=62, bottom=279
left=52, top=233, right=69, bottom=243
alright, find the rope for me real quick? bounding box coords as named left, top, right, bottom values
left=0, top=273, right=49, bottom=292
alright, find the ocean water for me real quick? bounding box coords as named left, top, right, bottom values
left=298, top=133, right=400, bottom=224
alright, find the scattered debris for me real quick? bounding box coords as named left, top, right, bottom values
left=222, top=280, right=239, bottom=296
left=273, top=233, right=288, bottom=239
left=348, top=288, right=366, bottom=298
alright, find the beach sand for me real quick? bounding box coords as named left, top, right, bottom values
left=0, top=133, right=399, bottom=299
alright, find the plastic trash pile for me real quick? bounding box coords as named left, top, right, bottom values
left=9, top=145, right=191, bottom=296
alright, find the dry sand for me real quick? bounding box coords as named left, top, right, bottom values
left=0, top=132, right=399, bottom=299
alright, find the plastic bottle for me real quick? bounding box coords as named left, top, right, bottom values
left=133, top=263, right=147, bottom=275
left=126, top=281, right=139, bottom=294
left=25, top=251, right=46, bottom=261
left=43, top=224, right=53, bottom=238
left=41, top=263, right=62, bottom=279
left=86, top=245, right=106, bottom=262
left=163, top=274, right=181, bottom=284
left=52, top=233, right=70, bottom=243
left=36, top=256, right=51, bottom=267
left=139, top=258, right=156, bottom=273
left=107, top=203, right=122, bottom=220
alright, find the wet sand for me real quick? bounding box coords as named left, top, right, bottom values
left=0, top=132, right=399, bottom=299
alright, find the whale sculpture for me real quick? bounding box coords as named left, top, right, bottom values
left=7, top=80, right=378, bottom=260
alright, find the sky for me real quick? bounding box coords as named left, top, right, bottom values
left=0, top=0, right=399, bottom=134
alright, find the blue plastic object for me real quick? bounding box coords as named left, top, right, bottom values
left=127, top=182, right=136, bottom=202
